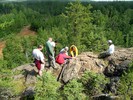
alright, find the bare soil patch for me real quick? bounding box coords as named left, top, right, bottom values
left=19, top=26, right=36, bottom=36
left=0, top=41, right=5, bottom=58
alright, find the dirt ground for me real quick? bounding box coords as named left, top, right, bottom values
left=19, top=26, right=36, bottom=36
left=0, top=41, right=5, bottom=58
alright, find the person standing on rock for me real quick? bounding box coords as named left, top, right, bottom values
left=46, top=37, right=57, bottom=69
left=32, top=45, right=45, bottom=76
left=51, top=40, right=58, bottom=57
left=99, top=40, right=115, bottom=58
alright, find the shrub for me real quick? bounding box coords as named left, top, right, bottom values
left=61, top=79, right=86, bottom=100
left=117, top=62, right=133, bottom=100
left=80, top=71, right=109, bottom=97
left=35, top=71, right=61, bottom=100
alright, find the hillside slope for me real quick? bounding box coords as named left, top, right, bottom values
left=0, top=26, right=36, bottom=58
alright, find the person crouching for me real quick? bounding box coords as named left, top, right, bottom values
left=56, top=50, right=72, bottom=65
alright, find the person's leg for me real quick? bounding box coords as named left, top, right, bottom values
left=105, top=52, right=111, bottom=58
left=38, top=64, right=44, bottom=76
left=39, top=64, right=44, bottom=76
left=47, top=53, right=51, bottom=67
left=40, top=64, right=44, bottom=71
left=35, top=60, right=41, bottom=76
left=38, top=70, right=42, bottom=76
left=50, top=55, right=57, bottom=69
left=99, top=52, right=110, bottom=59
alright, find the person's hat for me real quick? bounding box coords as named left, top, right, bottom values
left=108, top=40, right=112, bottom=43
left=65, top=46, right=69, bottom=51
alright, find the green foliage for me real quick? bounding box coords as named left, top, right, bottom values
left=1, top=1, right=133, bottom=99
left=0, top=69, right=13, bottom=88
left=0, top=13, right=15, bottom=38
left=37, top=27, right=69, bottom=55
left=0, top=68, right=25, bottom=96
left=0, top=7, right=29, bottom=38
left=0, top=59, right=8, bottom=69
left=21, top=36, right=37, bottom=62
left=80, top=71, right=109, bottom=96
left=62, top=1, right=92, bottom=52
left=127, top=25, right=133, bottom=47
left=13, top=10, right=28, bottom=28
left=117, top=62, right=133, bottom=100
left=3, top=35, right=36, bottom=68
left=35, top=71, right=61, bottom=100
left=0, top=14, right=15, bottom=30
left=61, top=79, right=87, bottom=100
left=3, top=35, right=25, bottom=68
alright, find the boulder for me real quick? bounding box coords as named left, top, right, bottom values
left=60, top=48, right=133, bottom=83
left=104, top=47, right=133, bottom=77
left=12, top=63, right=38, bottom=99
left=92, top=94, right=120, bottom=100
left=0, top=88, right=12, bottom=100
left=61, top=52, right=106, bottom=83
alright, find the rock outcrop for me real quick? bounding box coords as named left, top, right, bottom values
left=104, top=47, right=133, bottom=77
left=61, top=47, right=133, bottom=83
left=61, top=52, right=106, bottom=83
left=13, top=64, right=37, bottom=99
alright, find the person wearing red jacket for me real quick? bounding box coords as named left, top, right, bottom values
left=56, top=51, right=72, bottom=65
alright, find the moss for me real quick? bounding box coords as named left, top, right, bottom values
left=12, top=79, right=26, bottom=95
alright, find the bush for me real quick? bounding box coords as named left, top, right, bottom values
left=3, top=35, right=36, bottom=69
left=35, top=71, right=61, bottom=100
left=61, top=79, right=87, bottom=100
left=0, top=69, right=25, bottom=96
left=117, top=62, right=133, bottom=100
left=80, top=71, right=109, bottom=97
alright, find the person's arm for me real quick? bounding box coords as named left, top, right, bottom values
left=70, top=50, right=74, bottom=57
left=63, top=54, right=72, bottom=59
left=40, top=52, right=45, bottom=64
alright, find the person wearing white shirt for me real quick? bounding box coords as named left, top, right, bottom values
left=107, top=40, right=115, bottom=55
left=99, top=40, right=115, bottom=58
left=32, top=45, right=45, bottom=76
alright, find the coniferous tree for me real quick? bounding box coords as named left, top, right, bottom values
left=62, top=1, right=92, bottom=51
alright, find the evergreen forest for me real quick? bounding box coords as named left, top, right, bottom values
left=0, top=0, right=133, bottom=99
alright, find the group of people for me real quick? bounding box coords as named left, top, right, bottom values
left=32, top=37, right=74, bottom=76
left=32, top=37, right=115, bottom=76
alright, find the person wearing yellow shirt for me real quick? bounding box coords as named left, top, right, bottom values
left=70, top=45, right=78, bottom=57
